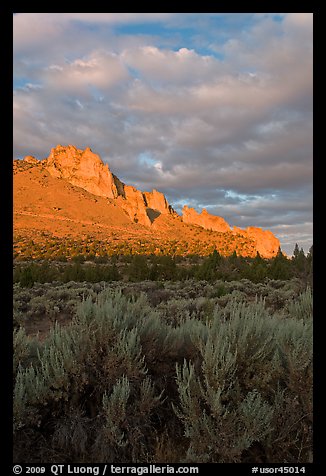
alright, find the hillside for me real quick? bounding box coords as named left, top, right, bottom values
left=14, top=145, right=280, bottom=259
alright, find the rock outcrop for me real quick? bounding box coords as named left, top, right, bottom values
left=33, top=145, right=175, bottom=226
left=143, top=189, right=172, bottom=215
left=245, top=227, right=280, bottom=258
left=19, top=144, right=281, bottom=257
left=183, top=208, right=279, bottom=258
left=23, top=155, right=39, bottom=165
left=232, top=226, right=280, bottom=258
left=182, top=206, right=231, bottom=232
left=117, top=185, right=152, bottom=227
left=43, top=145, right=121, bottom=199
left=117, top=188, right=176, bottom=226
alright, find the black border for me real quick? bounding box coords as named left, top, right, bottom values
left=2, top=6, right=14, bottom=473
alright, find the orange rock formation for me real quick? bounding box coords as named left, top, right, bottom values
left=43, top=145, right=121, bottom=199
left=182, top=206, right=231, bottom=232
left=16, top=145, right=281, bottom=258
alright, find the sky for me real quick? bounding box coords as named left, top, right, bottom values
left=13, top=13, right=313, bottom=256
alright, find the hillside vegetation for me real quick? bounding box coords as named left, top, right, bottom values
left=13, top=245, right=312, bottom=289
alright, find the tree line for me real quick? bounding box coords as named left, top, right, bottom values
left=14, top=244, right=313, bottom=288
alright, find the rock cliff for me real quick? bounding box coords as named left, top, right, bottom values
left=26, top=144, right=177, bottom=226
left=182, top=206, right=231, bottom=232
left=117, top=185, right=152, bottom=227
left=43, top=145, right=121, bottom=199
left=19, top=144, right=281, bottom=257
left=143, top=189, right=172, bottom=215
left=182, top=207, right=280, bottom=258
left=245, top=227, right=280, bottom=258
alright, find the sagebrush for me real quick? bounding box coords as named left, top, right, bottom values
left=13, top=286, right=312, bottom=463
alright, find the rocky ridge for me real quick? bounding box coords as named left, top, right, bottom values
left=17, top=145, right=281, bottom=258
left=182, top=206, right=231, bottom=233
left=38, top=145, right=175, bottom=227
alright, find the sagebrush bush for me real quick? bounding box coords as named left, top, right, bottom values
left=173, top=295, right=312, bottom=463
left=13, top=328, right=30, bottom=375
left=285, top=287, right=313, bottom=321
left=13, top=282, right=313, bottom=463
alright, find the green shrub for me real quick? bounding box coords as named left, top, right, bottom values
left=19, top=266, right=35, bottom=288
left=174, top=359, right=273, bottom=462
left=13, top=328, right=30, bottom=375
left=14, top=291, right=163, bottom=462
left=173, top=297, right=312, bottom=463
left=13, top=285, right=312, bottom=463
left=285, top=287, right=313, bottom=321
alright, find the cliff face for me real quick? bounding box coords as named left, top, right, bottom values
left=40, top=145, right=175, bottom=227
left=181, top=207, right=280, bottom=258
left=117, top=185, right=152, bottom=227
left=245, top=227, right=280, bottom=258
left=19, top=144, right=281, bottom=258
left=143, top=189, right=172, bottom=215
left=118, top=187, right=176, bottom=226
left=43, top=145, right=120, bottom=199
left=182, top=206, right=231, bottom=233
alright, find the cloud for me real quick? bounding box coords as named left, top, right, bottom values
left=53, top=13, right=176, bottom=24
left=13, top=13, right=313, bottom=253
left=270, top=222, right=313, bottom=256
left=13, top=13, right=177, bottom=63
left=43, top=52, right=130, bottom=95
left=121, top=46, right=222, bottom=84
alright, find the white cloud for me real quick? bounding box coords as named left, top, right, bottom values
left=13, top=13, right=176, bottom=60
left=43, top=52, right=130, bottom=95
left=121, top=46, right=220, bottom=84
left=54, top=13, right=175, bottom=24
